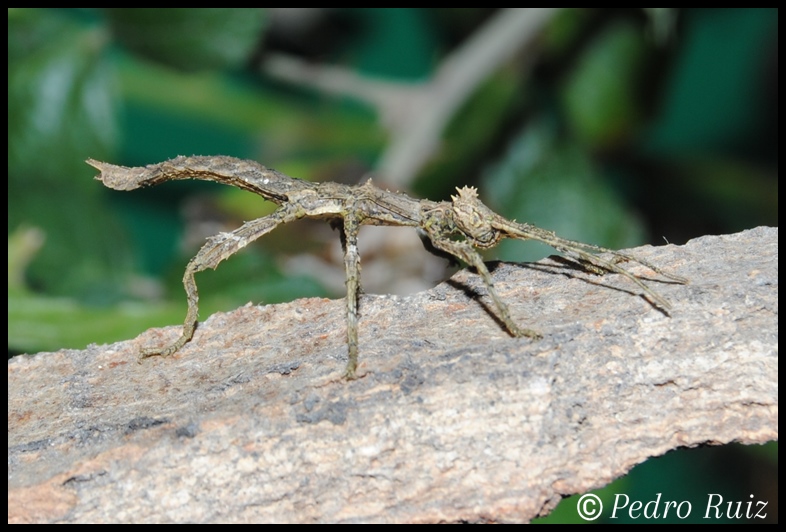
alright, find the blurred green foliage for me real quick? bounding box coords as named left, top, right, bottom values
left=8, top=8, right=777, bottom=522
left=104, top=8, right=267, bottom=71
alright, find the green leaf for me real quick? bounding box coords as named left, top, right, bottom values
left=483, top=119, right=646, bottom=263
left=8, top=9, right=132, bottom=299
left=8, top=9, right=117, bottom=178
left=561, top=21, right=648, bottom=149
left=103, top=8, right=267, bottom=71
left=9, top=292, right=180, bottom=353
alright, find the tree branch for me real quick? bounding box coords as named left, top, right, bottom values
left=8, top=227, right=777, bottom=523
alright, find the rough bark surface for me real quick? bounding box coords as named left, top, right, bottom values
left=8, top=227, right=778, bottom=523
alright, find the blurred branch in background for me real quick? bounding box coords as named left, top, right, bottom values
left=264, top=8, right=560, bottom=295
left=265, top=8, right=559, bottom=187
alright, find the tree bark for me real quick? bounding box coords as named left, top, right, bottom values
left=8, top=226, right=778, bottom=523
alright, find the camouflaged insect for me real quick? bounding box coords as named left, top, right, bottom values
left=89, top=156, right=687, bottom=379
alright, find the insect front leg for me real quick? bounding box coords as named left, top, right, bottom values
left=140, top=206, right=298, bottom=361
left=336, top=214, right=362, bottom=379
left=428, top=236, right=541, bottom=340
left=499, top=222, right=687, bottom=312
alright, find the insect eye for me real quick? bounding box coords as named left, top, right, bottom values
left=451, top=203, right=496, bottom=245
left=476, top=228, right=497, bottom=245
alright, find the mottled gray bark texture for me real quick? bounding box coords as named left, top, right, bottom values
left=8, top=227, right=778, bottom=523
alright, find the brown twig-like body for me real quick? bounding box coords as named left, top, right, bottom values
left=88, top=156, right=687, bottom=378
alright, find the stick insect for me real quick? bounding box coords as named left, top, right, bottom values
left=88, top=156, right=687, bottom=379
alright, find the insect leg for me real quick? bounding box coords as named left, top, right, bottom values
left=338, top=214, right=362, bottom=379
left=140, top=206, right=299, bottom=361
left=429, top=237, right=541, bottom=340
left=500, top=222, right=687, bottom=312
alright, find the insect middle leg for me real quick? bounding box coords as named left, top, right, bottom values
left=335, top=214, right=362, bottom=379
left=140, top=206, right=300, bottom=361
